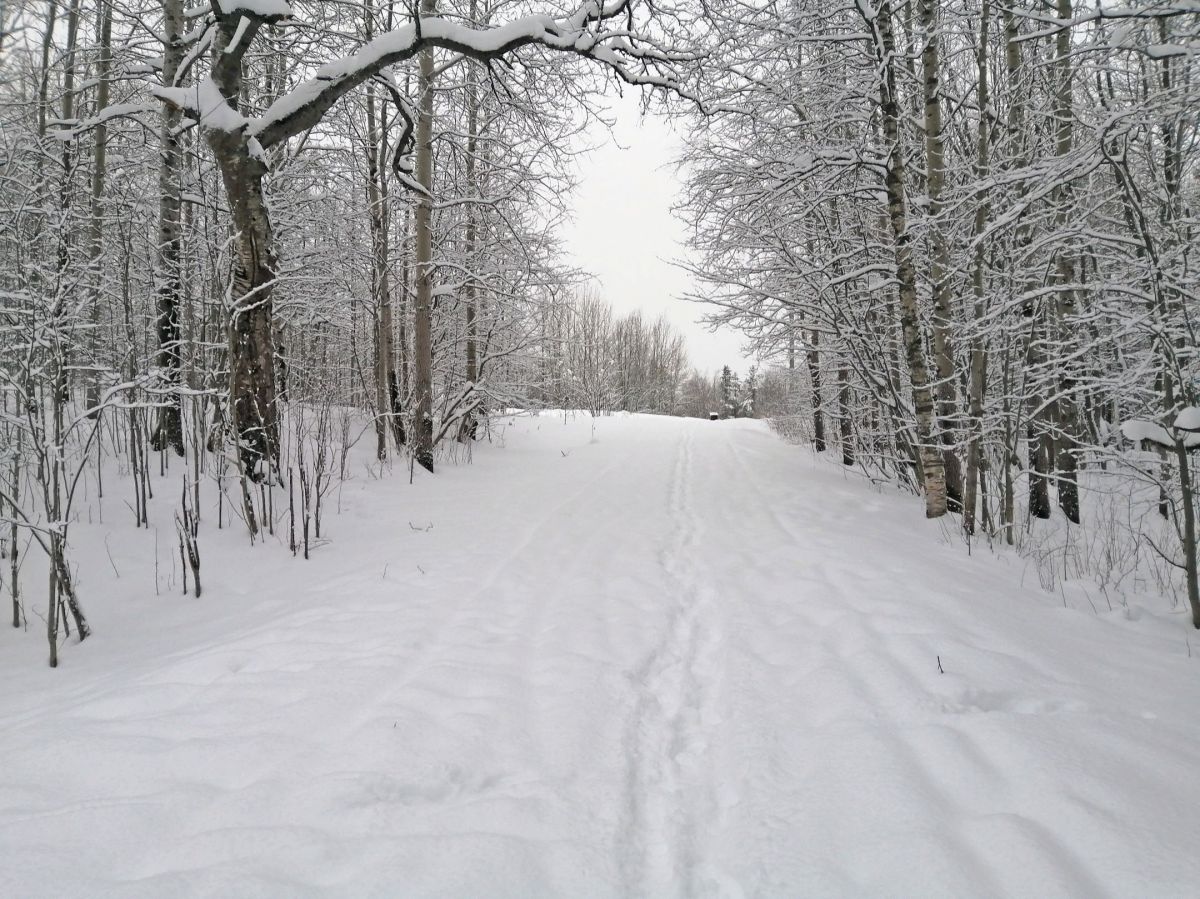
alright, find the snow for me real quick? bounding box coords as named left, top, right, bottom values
left=1176, top=406, right=1200, bottom=433
left=1122, top=417, right=1173, bottom=446
left=224, top=15, right=253, bottom=56
left=2, top=414, right=1200, bottom=896
left=216, top=0, right=292, bottom=18
left=153, top=78, right=247, bottom=133
left=1147, top=43, right=1194, bottom=59
left=1122, top=414, right=1200, bottom=448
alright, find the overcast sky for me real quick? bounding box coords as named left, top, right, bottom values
left=562, top=92, right=750, bottom=377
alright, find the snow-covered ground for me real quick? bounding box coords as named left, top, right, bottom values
left=2, top=413, right=1198, bottom=897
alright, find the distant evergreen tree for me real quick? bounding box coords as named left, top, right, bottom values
left=739, top=365, right=758, bottom=418
left=720, top=366, right=740, bottom=419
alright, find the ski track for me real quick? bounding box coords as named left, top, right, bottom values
left=2, top=414, right=1199, bottom=897
left=618, top=423, right=731, bottom=898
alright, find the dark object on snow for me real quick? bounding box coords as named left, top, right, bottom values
left=709, top=412, right=719, bottom=421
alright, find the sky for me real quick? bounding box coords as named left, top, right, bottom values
left=562, top=92, right=750, bottom=377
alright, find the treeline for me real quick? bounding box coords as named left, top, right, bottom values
left=680, top=1, right=1199, bottom=621
left=533, top=290, right=768, bottom=421
left=534, top=291, right=689, bottom=416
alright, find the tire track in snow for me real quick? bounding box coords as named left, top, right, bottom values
left=618, top=423, right=731, bottom=897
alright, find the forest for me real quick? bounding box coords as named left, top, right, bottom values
left=0, top=0, right=1197, bottom=663
left=3, top=2, right=1200, bottom=894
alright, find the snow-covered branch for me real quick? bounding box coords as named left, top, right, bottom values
left=249, top=3, right=699, bottom=149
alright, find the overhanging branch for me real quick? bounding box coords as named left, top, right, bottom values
left=250, top=3, right=700, bottom=150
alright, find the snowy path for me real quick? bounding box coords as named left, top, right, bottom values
left=2, top=414, right=1199, bottom=897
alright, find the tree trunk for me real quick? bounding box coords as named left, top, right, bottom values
left=1049, top=0, right=1080, bottom=524
left=35, top=0, right=60, bottom=193
left=963, top=0, right=991, bottom=536
left=1027, top=420, right=1052, bottom=519
left=918, top=0, right=962, bottom=513
left=203, top=13, right=279, bottom=478
left=411, top=0, right=437, bottom=472
left=1156, top=17, right=1198, bottom=625
left=363, top=3, right=402, bottom=460
left=1176, top=439, right=1200, bottom=628
left=838, top=365, right=853, bottom=466
left=1001, top=2, right=1038, bottom=533
left=54, top=0, right=80, bottom=301
left=871, top=0, right=947, bottom=518
left=808, top=329, right=825, bottom=451
left=151, top=0, right=186, bottom=455
left=398, top=205, right=410, bottom=420
left=383, top=178, right=404, bottom=449
left=212, top=139, right=278, bottom=477
left=9, top=429, right=20, bottom=627
left=458, top=10, right=480, bottom=444
left=85, top=0, right=112, bottom=418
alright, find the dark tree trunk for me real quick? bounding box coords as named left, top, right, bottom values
left=838, top=365, right=853, bottom=466
left=213, top=139, right=279, bottom=477
left=458, top=0, right=481, bottom=444
left=1028, top=423, right=1052, bottom=520
left=808, top=329, right=825, bottom=452
left=411, top=0, right=437, bottom=472
left=151, top=0, right=186, bottom=456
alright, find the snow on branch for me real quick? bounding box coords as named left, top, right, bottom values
left=153, top=77, right=248, bottom=133
left=249, top=2, right=700, bottom=149
left=50, top=102, right=160, bottom=141
left=1121, top=408, right=1200, bottom=451
left=212, top=0, right=293, bottom=22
